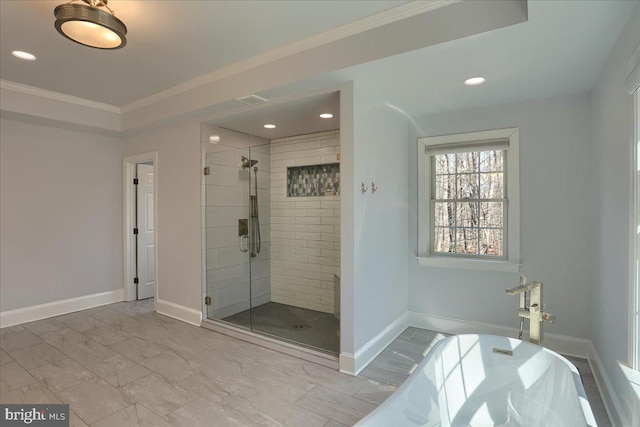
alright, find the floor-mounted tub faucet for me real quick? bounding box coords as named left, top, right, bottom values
left=506, top=275, right=555, bottom=345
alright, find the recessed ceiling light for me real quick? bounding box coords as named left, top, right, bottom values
left=319, top=113, right=333, bottom=119
left=11, top=51, right=36, bottom=61
left=464, top=77, right=486, bottom=86
left=209, top=135, right=220, bottom=144
left=264, top=124, right=276, bottom=129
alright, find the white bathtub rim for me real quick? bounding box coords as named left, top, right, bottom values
left=354, top=312, right=616, bottom=424
left=355, top=334, right=596, bottom=427
left=354, top=336, right=447, bottom=427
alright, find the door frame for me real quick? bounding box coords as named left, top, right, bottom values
left=123, top=152, right=159, bottom=303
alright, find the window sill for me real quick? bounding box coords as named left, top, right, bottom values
left=416, top=256, right=521, bottom=273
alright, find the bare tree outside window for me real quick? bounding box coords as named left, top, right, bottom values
left=432, top=150, right=505, bottom=257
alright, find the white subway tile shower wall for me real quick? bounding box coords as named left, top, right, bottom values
left=204, top=138, right=271, bottom=319
left=270, top=130, right=340, bottom=314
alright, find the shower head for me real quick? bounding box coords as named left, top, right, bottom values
left=241, top=156, right=259, bottom=169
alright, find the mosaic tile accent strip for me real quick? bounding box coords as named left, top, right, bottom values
left=287, top=163, right=340, bottom=197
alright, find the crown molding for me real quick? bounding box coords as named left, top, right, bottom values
left=0, top=80, right=121, bottom=114
left=120, top=0, right=455, bottom=113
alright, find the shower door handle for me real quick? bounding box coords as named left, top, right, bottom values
left=239, top=235, right=249, bottom=252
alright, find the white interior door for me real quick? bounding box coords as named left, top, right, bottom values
left=137, top=163, right=155, bottom=300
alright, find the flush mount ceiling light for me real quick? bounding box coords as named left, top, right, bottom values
left=464, top=77, right=486, bottom=86
left=11, top=51, right=37, bottom=61
left=263, top=124, right=276, bottom=129
left=319, top=113, right=333, bottom=119
left=209, top=135, right=220, bottom=144
left=54, top=0, right=127, bottom=49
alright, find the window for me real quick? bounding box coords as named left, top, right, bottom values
left=432, top=150, right=506, bottom=257
left=418, top=128, right=520, bottom=272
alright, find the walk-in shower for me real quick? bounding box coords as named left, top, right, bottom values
left=201, top=110, right=341, bottom=355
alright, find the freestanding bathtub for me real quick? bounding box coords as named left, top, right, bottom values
left=356, top=334, right=597, bottom=426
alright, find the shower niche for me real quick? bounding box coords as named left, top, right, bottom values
left=287, top=163, right=340, bottom=197
left=201, top=123, right=341, bottom=355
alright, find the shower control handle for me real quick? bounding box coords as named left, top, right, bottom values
left=240, top=235, right=249, bottom=252
left=238, top=219, right=249, bottom=252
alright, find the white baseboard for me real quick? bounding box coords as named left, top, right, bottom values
left=343, top=312, right=411, bottom=376
left=156, top=298, right=202, bottom=327
left=408, top=311, right=592, bottom=358
left=588, top=343, right=627, bottom=427
left=339, top=353, right=357, bottom=376
left=0, top=289, right=125, bottom=328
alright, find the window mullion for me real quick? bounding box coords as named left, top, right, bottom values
left=502, top=150, right=508, bottom=258
left=433, top=198, right=506, bottom=203
left=454, top=154, right=458, bottom=254
left=477, top=167, right=481, bottom=255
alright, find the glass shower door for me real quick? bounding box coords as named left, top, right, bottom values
left=204, top=144, right=253, bottom=326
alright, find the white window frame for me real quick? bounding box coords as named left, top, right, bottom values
left=417, top=128, right=520, bottom=272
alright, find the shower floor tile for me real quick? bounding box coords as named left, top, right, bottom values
left=221, top=302, right=340, bottom=353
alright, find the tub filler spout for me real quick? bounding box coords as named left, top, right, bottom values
left=506, top=275, right=555, bottom=345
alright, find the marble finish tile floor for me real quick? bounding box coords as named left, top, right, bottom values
left=1, top=299, right=611, bottom=426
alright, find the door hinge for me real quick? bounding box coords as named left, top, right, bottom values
left=133, top=228, right=139, bottom=235
left=134, top=277, right=139, bottom=284
left=204, top=166, right=210, bottom=176
left=205, top=296, right=211, bottom=305
left=133, top=178, right=139, bottom=185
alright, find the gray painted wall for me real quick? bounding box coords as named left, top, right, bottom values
left=0, top=118, right=124, bottom=311
left=352, top=81, right=410, bottom=350
left=590, top=4, right=639, bottom=424
left=124, top=120, right=203, bottom=312
left=407, top=92, right=597, bottom=340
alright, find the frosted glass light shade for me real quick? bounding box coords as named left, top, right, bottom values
left=54, top=3, right=127, bottom=49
